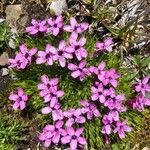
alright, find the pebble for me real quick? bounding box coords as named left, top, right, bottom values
left=1, top=68, right=9, bottom=76
left=0, top=52, right=9, bottom=66
left=49, top=0, right=68, bottom=15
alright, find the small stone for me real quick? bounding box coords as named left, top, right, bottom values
left=5, top=4, right=23, bottom=28
left=49, top=0, right=67, bottom=15
left=0, top=18, right=5, bottom=23
left=0, top=52, right=9, bottom=66
left=1, top=68, right=9, bottom=76
left=142, top=147, right=150, bottom=150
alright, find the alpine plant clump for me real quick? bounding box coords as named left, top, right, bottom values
left=8, top=16, right=150, bottom=149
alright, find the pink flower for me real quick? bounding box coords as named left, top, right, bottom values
left=26, top=19, right=47, bottom=35
left=9, top=53, right=28, bottom=69
left=41, top=102, right=61, bottom=114
left=63, top=17, right=89, bottom=35
left=39, top=121, right=66, bottom=147
left=107, top=111, right=120, bottom=122
left=113, top=119, right=132, bottom=139
left=96, top=37, right=113, bottom=52
left=64, top=108, right=86, bottom=127
left=132, top=95, right=150, bottom=112
left=19, top=44, right=37, bottom=63
left=80, top=100, right=100, bottom=120
left=36, top=44, right=57, bottom=65
left=101, top=114, right=113, bottom=135
left=38, top=75, right=64, bottom=106
left=56, top=40, right=74, bottom=67
left=47, top=16, right=63, bottom=36
left=134, top=77, right=150, bottom=96
left=52, top=109, right=64, bottom=121
left=61, top=127, right=87, bottom=150
left=68, top=33, right=88, bottom=60
left=104, top=94, right=126, bottom=112
left=91, top=82, right=115, bottom=103
left=68, top=61, right=90, bottom=81
left=9, top=88, right=29, bottom=110
left=95, top=67, right=120, bottom=88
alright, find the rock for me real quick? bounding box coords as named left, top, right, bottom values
left=0, top=52, right=9, bottom=66
left=5, top=4, right=23, bottom=28
left=8, top=28, right=18, bottom=49
left=0, top=18, right=5, bottom=23
left=142, top=147, right=150, bottom=150
left=1, top=68, right=9, bottom=76
left=49, top=0, right=67, bottom=15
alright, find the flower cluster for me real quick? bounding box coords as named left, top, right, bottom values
left=39, top=122, right=86, bottom=150
left=9, top=44, right=37, bottom=69
left=8, top=16, right=148, bottom=149
left=131, top=77, right=150, bottom=111
left=9, top=88, right=29, bottom=110
left=96, top=37, right=113, bottom=52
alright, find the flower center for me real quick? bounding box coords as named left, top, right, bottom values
left=58, top=51, right=63, bottom=56
left=75, top=45, right=80, bottom=50
left=72, top=135, right=76, bottom=139
left=46, top=54, right=50, bottom=59
left=25, top=53, right=29, bottom=58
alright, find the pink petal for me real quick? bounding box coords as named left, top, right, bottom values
left=19, top=101, right=26, bottom=110
left=63, top=25, right=72, bottom=32
left=36, top=58, right=46, bottom=64
left=79, top=61, right=86, bottom=69
left=91, top=94, right=99, bottom=101
left=98, top=62, right=106, bottom=70
left=99, top=95, right=105, bottom=103
left=67, top=127, right=75, bottom=135
left=96, top=42, right=104, bottom=50
left=71, top=70, right=81, bottom=78
left=75, top=128, right=83, bottom=136
left=44, top=124, right=55, bottom=131
left=59, top=57, right=66, bottom=67
left=59, top=40, right=66, bottom=50
left=52, top=132, right=60, bottom=144
left=105, top=125, right=111, bottom=134
left=47, top=58, right=53, bottom=65
left=66, top=118, right=74, bottom=127
left=31, top=19, right=38, bottom=25
left=19, top=44, right=27, bottom=54
left=70, top=17, right=77, bottom=27
left=55, top=120, right=64, bottom=129
left=41, top=107, right=51, bottom=114
left=77, top=137, right=87, bottom=145
left=68, top=63, right=78, bottom=71
left=44, top=140, right=51, bottom=147
left=143, top=77, right=149, bottom=84
left=13, top=102, right=19, bottom=110
left=61, top=136, right=71, bottom=144
left=118, top=131, right=125, bottom=139
left=52, top=27, right=59, bottom=36
left=79, top=37, right=86, bottom=46
left=17, top=88, right=24, bottom=96
left=75, top=116, right=86, bottom=124
left=55, top=16, right=63, bottom=23
left=77, top=23, right=89, bottom=33
left=9, top=94, right=18, bottom=101
left=104, top=37, right=113, bottom=47
left=70, top=139, right=77, bottom=150
left=57, top=90, right=64, bottom=97
left=29, top=48, right=37, bottom=55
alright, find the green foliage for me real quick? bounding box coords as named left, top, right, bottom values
left=0, top=21, right=10, bottom=48
left=6, top=31, right=142, bottom=149
left=0, top=111, right=28, bottom=145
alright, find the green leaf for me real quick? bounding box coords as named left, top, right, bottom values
left=141, top=56, right=150, bottom=68
left=112, top=144, right=120, bottom=150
